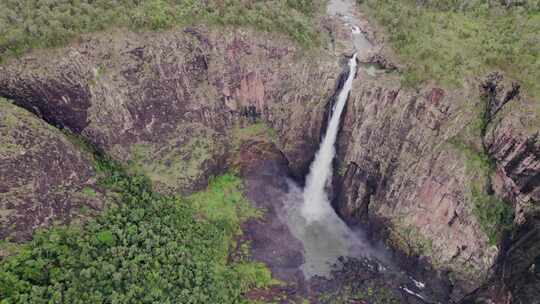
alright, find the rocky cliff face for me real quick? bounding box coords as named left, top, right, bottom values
left=0, top=98, right=103, bottom=242
left=0, top=27, right=339, bottom=195
left=333, top=66, right=539, bottom=298
left=334, top=73, right=494, bottom=289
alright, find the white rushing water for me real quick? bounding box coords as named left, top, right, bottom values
left=278, top=3, right=435, bottom=298
left=301, top=53, right=357, bottom=222
left=279, top=0, right=390, bottom=278
left=281, top=53, right=374, bottom=278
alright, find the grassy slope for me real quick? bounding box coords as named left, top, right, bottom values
left=0, top=0, right=323, bottom=63
left=360, top=0, right=540, bottom=101
left=0, top=151, right=271, bottom=303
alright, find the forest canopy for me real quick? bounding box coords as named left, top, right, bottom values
left=0, top=156, right=271, bottom=303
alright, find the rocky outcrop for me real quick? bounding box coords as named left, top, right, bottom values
left=333, top=162, right=377, bottom=224
left=501, top=216, right=540, bottom=304
left=476, top=76, right=540, bottom=303
left=333, top=73, right=494, bottom=293
left=0, top=98, right=103, bottom=242
left=483, top=75, right=540, bottom=223
left=0, top=27, right=340, bottom=194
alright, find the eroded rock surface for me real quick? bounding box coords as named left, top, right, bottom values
left=0, top=27, right=340, bottom=194
left=0, top=98, right=103, bottom=242
left=333, top=67, right=539, bottom=298
left=234, top=140, right=306, bottom=289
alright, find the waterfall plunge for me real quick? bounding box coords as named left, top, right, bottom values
left=283, top=53, right=391, bottom=278
left=302, top=53, right=357, bottom=222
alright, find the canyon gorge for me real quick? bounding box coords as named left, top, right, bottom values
left=0, top=0, right=539, bottom=303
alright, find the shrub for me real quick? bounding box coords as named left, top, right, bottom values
left=471, top=186, right=514, bottom=245
left=449, top=138, right=514, bottom=245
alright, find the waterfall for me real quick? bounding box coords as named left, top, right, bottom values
left=284, top=52, right=391, bottom=278
left=302, top=53, right=357, bottom=222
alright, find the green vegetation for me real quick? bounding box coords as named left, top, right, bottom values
left=0, top=0, right=323, bottom=63
left=360, top=0, right=540, bottom=100
left=232, top=122, right=278, bottom=147
left=471, top=185, right=514, bottom=245
left=449, top=136, right=514, bottom=245
left=80, top=186, right=97, bottom=198
left=127, top=124, right=222, bottom=194
left=0, top=241, right=21, bottom=259
left=131, top=137, right=215, bottom=193
left=187, top=174, right=263, bottom=227
left=0, top=154, right=273, bottom=303
left=233, top=262, right=275, bottom=291
left=388, top=224, right=434, bottom=259
left=445, top=89, right=515, bottom=245
left=448, top=138, right=493, bottom=177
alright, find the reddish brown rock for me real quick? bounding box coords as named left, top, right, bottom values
left=333, top=70, right=539, bottom=297
left=0, top=27, right=340, bottom=194
left=427, top=87, right=445, bottom=106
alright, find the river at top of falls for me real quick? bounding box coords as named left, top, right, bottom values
left=328, top=0, right=373, bottom=58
